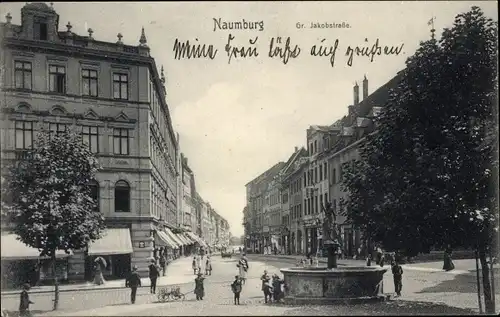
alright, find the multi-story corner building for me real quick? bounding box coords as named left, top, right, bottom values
left=0, top=3, right=190, bottom=281
left=280, top=147, right=308, bottom=255
left=326, top=74, right=402, bottom=257
left=244, top=162, right=285, bottom=253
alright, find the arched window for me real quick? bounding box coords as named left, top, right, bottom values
left=115, top=180, right=130, bottom=213
left=89, top=180, right=100, bottom=212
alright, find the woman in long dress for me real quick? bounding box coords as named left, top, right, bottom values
left=237, top=255, right=249, bottom=285
left=194, top=273, right=205, bottom=300
left=93, top=257, right=106, bottom=285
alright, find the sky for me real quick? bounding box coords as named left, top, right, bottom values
left=0, top=1, right=497, bottom=237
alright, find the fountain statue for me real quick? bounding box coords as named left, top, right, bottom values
left=279, top=200, right=389, bottom=305
left=321, top=202, right=341, bottom=269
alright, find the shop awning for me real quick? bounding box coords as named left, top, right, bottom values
left=185, top=231, right=208, bottom=247
left=175, top=233, right=192, bottom=245
left=164, top=228, right=186, bottom=246
left=180, top=232, right=195, bottom=244
left=88, top=228, right=133, bottom=256
left=156, top=230, right=179, bottom=249
left=1, top=234, right=73, bottom=260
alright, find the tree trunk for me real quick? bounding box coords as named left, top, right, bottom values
left=489, top=251, right=496, bottom=313
left=475, top=249, right=483, bottom=314
left=479, top=247, right=495, bottom=314
left=51, top=253, right=60, bottom=311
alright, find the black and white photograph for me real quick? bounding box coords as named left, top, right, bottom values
left=0, top=1, right=498, bottom=316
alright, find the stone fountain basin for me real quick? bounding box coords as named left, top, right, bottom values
left=280, top=266, right=389, bottom=305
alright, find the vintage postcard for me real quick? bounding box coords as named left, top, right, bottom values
left=0, top=1, right=498, bottom=316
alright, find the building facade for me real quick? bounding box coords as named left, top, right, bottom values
left=280, top=147, right=308, bottom=255
left=0, top=3, right=181, bottom=280
left=244, top=162, right=285, bottom=254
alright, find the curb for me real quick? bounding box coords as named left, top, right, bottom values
left=1, top=280, right=194, bottom=296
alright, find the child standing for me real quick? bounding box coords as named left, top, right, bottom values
left=19, top=283, right=34, bottom=317
left=205, top=256, right=212, bottom=276
left=231, top=275, right=243, bottom=305
left=260, top=270, right=272, bottom=303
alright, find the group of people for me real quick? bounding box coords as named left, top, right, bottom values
left=191, top=254, right=213, bottom=276
left=260, top=270, right=284, bottom=304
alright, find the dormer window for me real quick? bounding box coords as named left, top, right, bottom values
left=34, top=17, right=48, bottom=41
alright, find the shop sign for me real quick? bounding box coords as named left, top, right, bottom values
left=139, top=241, right=146, bottom=248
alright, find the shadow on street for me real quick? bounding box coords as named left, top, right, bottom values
left=417, top=268, right=500, bottom=294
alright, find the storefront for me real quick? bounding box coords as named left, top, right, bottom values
left=85, top=228, right=133, bottom=280
left=1, top=234, right=72, bottom=289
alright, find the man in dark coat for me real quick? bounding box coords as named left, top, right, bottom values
left=194, top=273, right=205, bottom=300
left=19, top=283, right=34, bottom=317
left=148, top=259, right=160, bottom=294
left=231, top=275, right=243, bottom=305
left=391, top=260, right=403, bottom=296
left=126, top=266, right=142, bottom=304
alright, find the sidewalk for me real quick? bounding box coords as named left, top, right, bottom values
left=249, top=254, right=499, bottom=275
left=1, top=256, right=196, bottom=295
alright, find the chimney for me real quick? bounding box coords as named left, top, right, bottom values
left=294, top=146, right=298, bottom=152
left=353, top=82, right=359, bottom=105
left=362, top=75, right=368, bottom=100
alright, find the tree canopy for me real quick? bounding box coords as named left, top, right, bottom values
left=1, top=128, right=106, bottom=257
left=340, top=6, right=498, bottom=257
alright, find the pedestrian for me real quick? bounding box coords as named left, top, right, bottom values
left=148, top=259, right=160, bottom=294
left=260, top=270, right=272, bottom=303
left=376, top=246, right=383, bottom=265
left=19, top=283, right=34, bottom=317
left=196, top=254, right=202, bottom=274
left=391, top=260, right=403, bottom=296
left=231, top=275, right=243, bottom=305
left=272, top=274, right=284, bottom=303
left=237, top=254, right=249, bottom=285
left=93, top=257, right=106, bottom=285
left=160, top=255, right=167, bottom=277
left=366, top=253, right=372, bottom=266
left=194, top=273, right=205, bottom=300
left=192, top=256, right=198, bottom=275
left=126, top=266, right=142, bottom=304
left=443, top=247, right=455, bottom=271
left=205, top=256, right=212, bottom=276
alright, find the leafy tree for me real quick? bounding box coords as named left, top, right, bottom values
left=1, top=128, right=106, bottom=310
left=341, top=6, right=497, bottom=313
